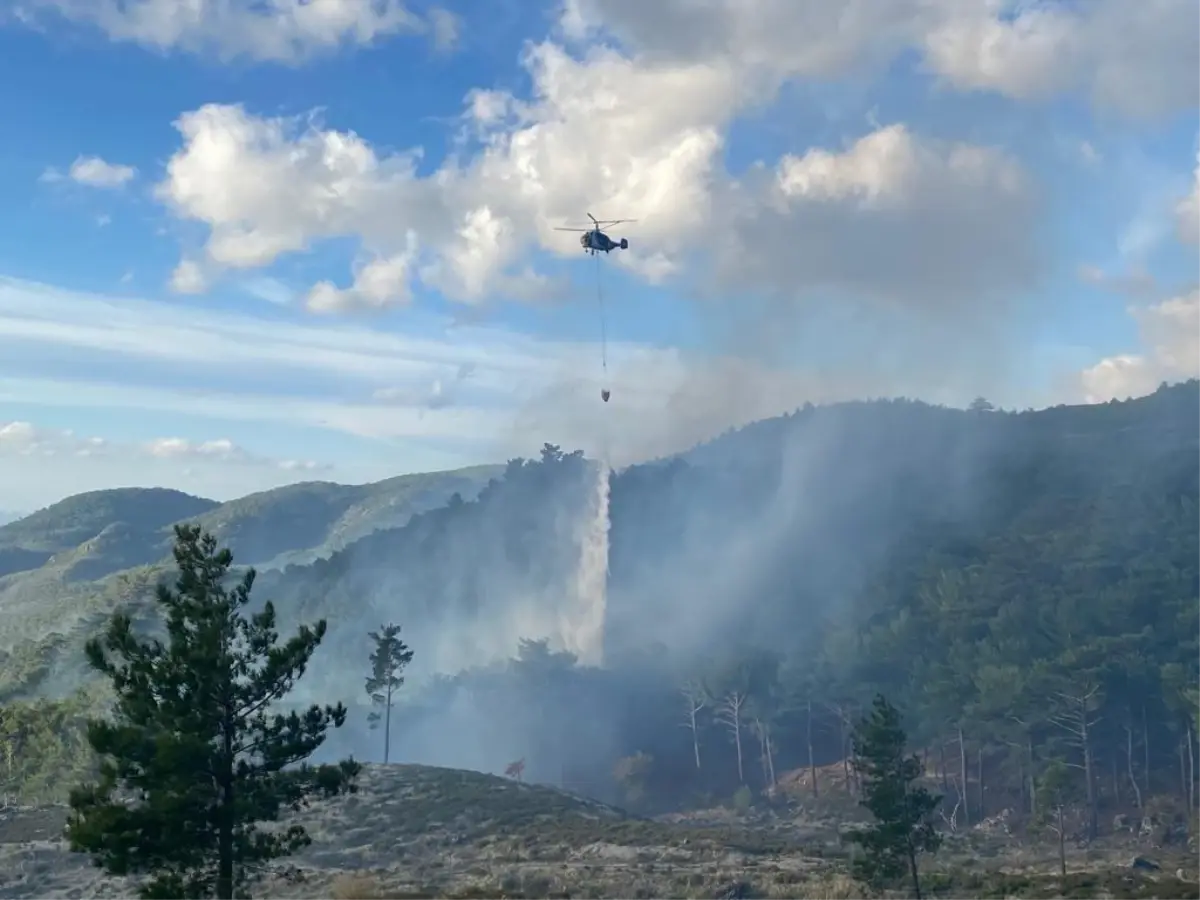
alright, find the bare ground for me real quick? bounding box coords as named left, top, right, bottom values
left=1, top=765, right=1197, bottom=899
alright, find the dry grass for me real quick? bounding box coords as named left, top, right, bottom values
left=1, top=765, right=1196, bottom=900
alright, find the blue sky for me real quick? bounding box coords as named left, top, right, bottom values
left=0, top=0, right=1196, bottom=511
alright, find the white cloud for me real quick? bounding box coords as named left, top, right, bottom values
left=427, top=6, right=460, bottom=53
left=152, top=53, right=1038, bottom=317
left=306, top=237, right=420, bottom=313
left=713, top=123, right=1036, bottom=310
left=134, top=0, right=1187, bottom=316
left=0, top=419, right=322, bottom=472
left=1079, top=288, right=1200, bottom=402
left=928, top=0, right=1199, bottom=121
left=144, top=436, right=323, bottom=473
left=0, top=416, right=329, bottom=508
left=11, top=0, right=455, bottom=64
left=563, top=0, right=1197, bottom=120
left=10, top=0, right=1192, bottom=120
left=169, top=259, right=208, bottom=294
left=1177, top=152, right=1199, bottom=248
left=67, top=155, right=136, bottom=188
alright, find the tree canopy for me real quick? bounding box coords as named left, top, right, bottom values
left=65, top=525, right=360, bottom=899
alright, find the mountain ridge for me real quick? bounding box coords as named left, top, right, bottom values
left=0, top=383, right=1195, bottom=715
left=0, top=465, right=500, bottom=583
left=0, top=383, right=1196, bottom=866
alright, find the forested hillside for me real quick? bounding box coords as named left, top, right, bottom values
left=2, top=383, right=1197, bottom=833
left=0, top=488, right=216, bottom=579
left=0, top=466, right=498, bottom=584
left=250, top=381, right=1199, bottom=832
left=0, top=466, right=499, bottom=699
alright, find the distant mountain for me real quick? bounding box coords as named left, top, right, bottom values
left=1, top=383, right=1196, bottom=827
left=0, top=488, right=218, bottom=580
left=0, top=467, right=499, bottom=584
left=1, top=383, right=1195, bottom=719
left=0, top=510, right=25, bottom=526
left=184, top=467, right=500, bottom=571
left=0, top=465, right=500, bottom=697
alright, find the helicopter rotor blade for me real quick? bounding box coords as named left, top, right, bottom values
left=553, top=227, right=591, bottom=232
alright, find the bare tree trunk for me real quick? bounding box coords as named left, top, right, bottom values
left=1110, top=753, right=1120, bottom=806
left=939, top=739, right=949, bottom=793
left=1181, top=735, right=1189, bottom=805
left=756, top=720, right=770, bottom=786
left=842, top=713, right=851, bottom=794
left=681, top=684, right=706, bottom=772
left=383, top=683, right=393, bottom=765
left=958, top=726, right=970, bottom=827
left=1082, top=720, right=1097, bottom=839
left=1126, top=722, right=1143, bottom=810
left=977, top=745, right=985, bottom=819
left=1188, top=724, right=1196, bottom=815
left=1017, top=753, right=1027, bottom=812
left=1052, top=686, right=1101, bottom=840
left=717, top=692, right=746, bottom=784
left=733, top=714, right=744, bottom=784
left=1056, top=806, right=1066, bottom=877
left=750, top=717, right=777, bottom=790
left=1028, top=737, right=1037, bottom=817
left=852, top=703, right=863, bottom=796
left=1141, top=705, right=1151, bottom=797
left=806, top=697, right=818, bottom=799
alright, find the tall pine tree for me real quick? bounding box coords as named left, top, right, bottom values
left=845, top=693, right=942, bottom=899
left=364, top=623, right=414, bottom=764
left=65, top=525, right=361, bottom=899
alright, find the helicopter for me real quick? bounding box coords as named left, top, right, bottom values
left=554, top=213, right=636, bottom=255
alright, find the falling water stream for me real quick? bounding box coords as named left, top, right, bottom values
left=561, top=461, right=610, bottom=666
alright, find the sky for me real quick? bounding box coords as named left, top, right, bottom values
left=0, top=0, right=1196, bottom=512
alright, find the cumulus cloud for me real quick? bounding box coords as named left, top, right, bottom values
left=0, top=416, right=329, bottom=508
left=922, top=0, right=1199, bottom=119
left=10, top=0, right=457, bottom=64
left=0, top=419, right=323, bottom=472
left=133, top=0, right=1190, bottom=321
left=69, top=155, right=136, bottom=187
left=1079, top=288, right=1200, bottom=403
left=152, top=57, right=1038, bottom=321
left=563, top=0, right=1198, bottom=120
left=0, top=420, right=106, bottom=456
left=40, top=155, right=137, bottom=188
left=168, top=259, right=209, bottom=295
left=714, top=123, right=1037, bottom=310
left=144, top=436, right=324, bottom=473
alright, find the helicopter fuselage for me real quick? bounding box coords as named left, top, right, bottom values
left=580, top=229, right=629, bottom=254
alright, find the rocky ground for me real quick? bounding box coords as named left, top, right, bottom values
left=1, top=764, right=1197, bottom=899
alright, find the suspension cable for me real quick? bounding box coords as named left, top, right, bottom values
left=594, top=252, right=608, bottom=377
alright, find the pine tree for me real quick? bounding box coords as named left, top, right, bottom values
left=65, top=525, right=361, bottom=899
left=364, top=623, right=414, bottom=764
left=845, top=693, right=942, bottom=899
